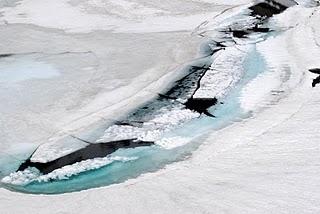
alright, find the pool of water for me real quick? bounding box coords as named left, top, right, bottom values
left=2, top=44, right=267, bottom=194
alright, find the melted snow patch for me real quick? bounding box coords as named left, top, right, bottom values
left=0, top=56, right=60, bottom=84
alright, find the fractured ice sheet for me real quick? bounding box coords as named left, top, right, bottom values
left=2, top=0, right=320, bottom=213
left=8, top=0, right=268, bottom=167
left=30, top=136, right=88, bottom=163
left=3, top=0, right=296, bottom=183
left=100, top=107, right=200, bottom=142
left=2, top=156, right=137, bottom=185
left=193, top=46, right=248, bottom=99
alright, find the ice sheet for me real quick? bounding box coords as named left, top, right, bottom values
left=2, top=1, right=320, bottom=213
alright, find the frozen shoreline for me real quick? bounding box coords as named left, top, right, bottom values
left=1, top=0, right=320, bottom=213
left=0, top=0, right=249, bottom=177
left=0, top=0, right=267, bottom=190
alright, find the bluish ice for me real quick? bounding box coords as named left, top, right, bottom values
left=0, top=56, right=59, bottom=84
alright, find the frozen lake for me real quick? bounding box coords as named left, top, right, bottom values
left=1, top=0, right=274, bottom=193
left=1, top=0, right=320, bottom=213
left=4, top=43, right=269, bottom=194
left=0, top=0, right=232, bottom=184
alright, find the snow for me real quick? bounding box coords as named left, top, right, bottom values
left=1, top=0, right=320, bottom=213
left=154, top=136, right=191, bottom=149
left=193, top=46, right=248, bottom=99
left=99, top=108, right=200, bottom=142
left=30, top=136, right=89, bottom=163
left=240, top=35, right=291, bottom=112
left=0, top=0, right=243, bottom=33
left=272, top=0, right=298, bottom=7
left=0, top=0, right=124, bottom=33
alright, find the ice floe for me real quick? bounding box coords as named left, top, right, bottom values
left=2, top=156, right=138, bottom=185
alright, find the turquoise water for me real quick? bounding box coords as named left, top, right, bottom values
left=6, top=145, right=198, bottom=194
left=3, top=44, right=267, bottom=194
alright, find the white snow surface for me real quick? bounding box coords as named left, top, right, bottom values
left=194, top=46, right=248, bottom=99
left=240, top=34, right=292, bottom=112
left=1, top=1, right=320, bottom=214
left=100, top=108, right=200, bottom=142
left=0, top=0, right=247, bottom=33
left=30, top=137, right=88, bottom=163
left=154, top=136, right=191, bottom=149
